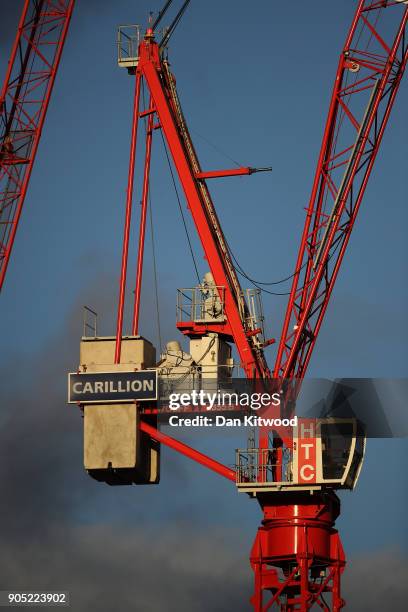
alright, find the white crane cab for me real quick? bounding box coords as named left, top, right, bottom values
left=236, top=418, right=366, bottom=494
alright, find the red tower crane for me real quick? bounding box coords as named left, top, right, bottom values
left=109, top=2, right=407, bottom=610
left=2, top=1, right=407, bottom=610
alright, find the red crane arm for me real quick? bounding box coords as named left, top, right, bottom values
left=0, top=0, right=75, bottom=291
left=274, top=0, right=407, bottom=381
left=140, top=421, right=236, bottom=482
left=134, top=33, right=269, bottom=378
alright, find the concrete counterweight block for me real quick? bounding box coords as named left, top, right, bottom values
left=78, top=336, right=160, bottom=486
left=84, top=405, right=160, bottom=486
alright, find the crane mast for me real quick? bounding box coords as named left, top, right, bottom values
left=0, top=0, right=74, bottom=291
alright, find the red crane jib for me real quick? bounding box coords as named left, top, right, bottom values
left=0, top=0, right=75, bottom=290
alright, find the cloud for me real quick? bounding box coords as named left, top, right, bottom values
left=0, top=268, right=183, bottom=532
left=0, top=523, right=250, bottom=611
left=343, top=549, right=408, bottom=611
left=0, top=270, right=250, bottom=609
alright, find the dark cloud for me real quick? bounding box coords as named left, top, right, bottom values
left=0, top=271, right=251, bottom=610
left=0, top=267, right=182, bottom=534
left=0, top=273, right=406, bottom=610
left=0, top=523, right=250, bottom=611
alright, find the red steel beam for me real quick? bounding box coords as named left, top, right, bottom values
left=140, top=420, right=236, bottom=482
left=114, top=72, right=142, bottom=363
left=132, top=97, right=154, bottom=336
left=195, top=167, right=252, bottom=179
left=274, top=0, right=407, bottom=383
left=0, top=0, right=75, bottom=291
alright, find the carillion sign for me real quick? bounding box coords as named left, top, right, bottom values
left=68, top=370, right=157, bottom=404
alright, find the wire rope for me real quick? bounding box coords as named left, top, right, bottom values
left=159, top=129, right=201, bottom=284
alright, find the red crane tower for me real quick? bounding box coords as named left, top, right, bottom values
left=2, top=1, right=408, bottom=610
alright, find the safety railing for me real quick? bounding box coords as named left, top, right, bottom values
left=82, top=306, right=98, bottom=338
left=159, top=363, right=242, bottom=391
left=236, top=448, right=293, bottom=485
left=176, top=286, right=226, bottom=323
left=117, top=25, right=140, bottom=69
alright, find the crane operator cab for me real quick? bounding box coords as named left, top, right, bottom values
left=236, top=418, right=366, bottom=495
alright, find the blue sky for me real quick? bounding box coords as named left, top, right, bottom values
left=0, top=1, right=407, bottom=609
left=1, top=0, right=407, bottom=372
